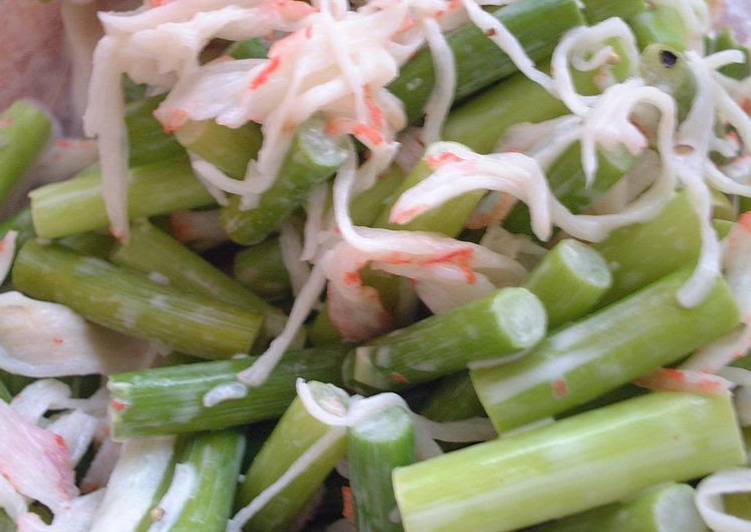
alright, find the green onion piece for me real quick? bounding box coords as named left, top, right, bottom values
left=580, top=0, right=646, bottom=24
left=236, top=382, right=349, bottom=532
left=227, top=38, right=270, bottom=60
left=30, top=159, right=215, bottom=239
left=233, top=238, right=292, bottom=302
left=349, top=406, right=416, bottom=532
left=126, top=96, right=186, bottom=167
left=57, top=232, right=115, bottom=260
left=639, top=45, right=696, bottom=121
left=388, top=0, right=584, bottom=123
left=628, top=4, right=688, bottom=50
left=525, top=239, right=612, bottom=328
left=595, top=191, right=700, bottom=305
left=471, top=268, right=739, bottom=432
left=419, top=371, right=485, bottom=422
left=108, top=348, right=345, bottom=439
left=531, top=482, right=706, bottom=532
left=175, top=120, right=263, bottom=179
left=0, top=100, right=53, bottom=206
left=349, top=287, right=547, bottom=391
left=393, top=392, right=745, bottom=532
left=12, top=241, right=263, bottom=360
left=706, top=29, right=750, bottom=80
left=168, top=430, right=246, bottom=532
left=111, top=219, right=285, bottom=336
left=221, top=118, right=348, bottom=245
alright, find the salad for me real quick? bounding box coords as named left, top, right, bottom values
left=0, top=0, right=751, bottom=530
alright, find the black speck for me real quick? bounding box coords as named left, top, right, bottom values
left=659, top=49, right=678, bottom=69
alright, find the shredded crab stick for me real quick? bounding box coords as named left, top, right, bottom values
left=17, top=489, right=105, bottom=532
left=0, top=399, right=78, bottom=514
left=695, top=468, right=751, bottom=532
left=633, top=368, right=734, bottom=396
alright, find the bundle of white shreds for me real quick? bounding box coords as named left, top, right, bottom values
left=3, top=0, right=747, bottom=529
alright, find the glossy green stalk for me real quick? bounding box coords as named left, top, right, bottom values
left=57, top=232, right=115, bottom=260
left=233, top=239, right=291, bottom=302
left=0, top=380, right=10, bottom=403
left=714, top=218, right=735, bottom=239
left=0, top=511, right=11, bottom=532
left=580, top=0, right=645, bottom=24
left=221, top=118, right=348, bottom=245
left=525, top=239, right=612, bottom=328
left=419, top=371, right=485, bottom=422
left=725, top=492, right=751, bottom=520
left=706, top=29, right=750, bottom=81
left=628, top=4, right=687, bottom=50
left=228, top=38, right=270, bottom=60
left=351, top=166, right=405, bottom=226
left=175, top=120, right=263, bottom=179
left=0, top=100, right=52, bottom=206
left=108, top=348, right=345, bottom=439
left=595, top=192, right=700, bottom=305
left=12, top=241, right=263, bottom=360
left=170, top=430, right=246, bottom=532
left=394, top=392, right=744, bottom=532
left=639, top=45, right=696, bottom=121
left=532, top=483, right=706, bottom=532
left=237, top=382, right=349, bottom=532
left=30, top=159, right=215, bottom=239
left=308, top=308, right=346, bottom=347
left=126, top=96, right=185, bottom=167
left=504, top=145, right=635, bottom=235
left=349, top=406, right=415, bottom=532
left=471, top=268, right=739, bottom=432
left=388, top=0, right=583, bottom=123
left=349, top=287, right=546, bottom=391
left=111, top=220, right=285, bottom=335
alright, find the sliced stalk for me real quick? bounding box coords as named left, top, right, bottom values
left=471, top=268, right=739, bottom=432
left=30, top=159, right=215, bottom=239
left=221, top=118, right=348, bottom=245
left=12, top=241, right=263, bottom=360
left=233, top=239, right=292, bottom=302
left=628, top=4, right=688, bottom=50
left=108, top=348, right=345, bottom=439
left=393, top=392, right=745, bottom=532
left=349, top=287, right=547, bottom=391
left=236, top=381, right=349, bottom=532
left=349, top=406, right=415, bottom=532
left=126, top=96, right=186, bottom=167
left=580, top=0, right=645, bottom=24
left=419, top=371, right=485, bottom=422
left=57, top=232, right=115, bottom=260
left=175, top=120, right=263, bottom=179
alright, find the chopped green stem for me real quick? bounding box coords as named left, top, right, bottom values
left=108, top=348, right=345, bottom=439
left=228, top=38, right=270, bottom=60
left=237, top=382, right=349, bottom=532
left=12, top=241, right=263, bottom=360
left=706, top=29, right=750, bottom=80
left=126, top=96, right=186, bottom=167
left=169, top=430, right=246, bottom=532
left=471, top=268, right=739, bottom=432
left=233, top=238, right=292, bottom=302
left=595, top=192, right=700, bottom=305
left=639, top=45, right=696, bottom=121
left=349, top=287, right=546, bottom=391
left=176, top=121, right=263, bottom=179
left=0, top=380, right=10, bottom=403
left=393, top=392, right=745, bottom=532
left=221, top=118, right=347, bottom=245
left=30, top=159, right=215, bottom=239
left=504, top=145, right=635, bottom=235
left=349, top=406, right=415, bottom=532
left=351, top=166, right=405, bottom=226
left=524, top=239, right=612, bottom=328
left=531, top=483, right=706, bottom=532
left=580, top=0, right=645, bottom=24
left=0, top=100, right=53, bottom=207
left=628, top=4, right=688, bottom=50
left=419, top=372, right=485, bottom=422
left=111, top=219, right=285, bottom=336
left=388, top=0, right=583, bottom=123
left=57, top=232, right=115, bottom=260
left=308, top=307, right=346, bottom=347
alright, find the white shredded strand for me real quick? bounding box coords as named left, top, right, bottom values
left=551, top=18, right=639, bottom=117
left=279, top=222, right=311, bottom=296
left=238, top=262, right=327, bottom=387
left=420, top=17, right=455, bottom=146
left=228, top=429, right=345, bottom=532
left=147, top=463, right=198, bottom=532
left=0, top=473, right=27, bottom=521
left=202, top=382, right=248, bottom=408
left=47, top=410, right=99, bottom=465
left=0, top=230, right=17, bottom=285
left=695, top=468, right=751, bottom=532
left=301, top=182, right=330, bottom=261
left=460, top=0, right=553, bottom=93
